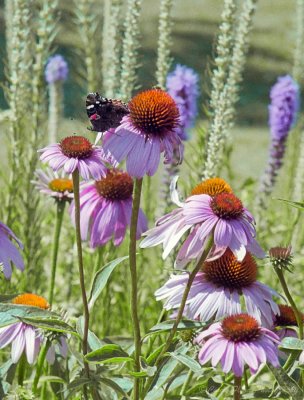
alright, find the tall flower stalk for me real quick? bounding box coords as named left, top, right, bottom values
left=48, top=201, right=65, bottom=306
left=74, top=0, right=101, bottom=91
left=293, top=0, right=304, bottom=84
left=129, top=178, right=143, bottom=400
left=202, top=0, right=257, bottom=179
left=155, top=0, right=173, bottom=89
left=45, top=55, right=69, bottom=144
left=72, top=170, right=90, bottom=383
left=102, top=0, right=123, bottom=98
left=119, top=0, right=142, bottom=100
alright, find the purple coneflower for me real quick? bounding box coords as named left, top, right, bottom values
left=103, top=88, right=182, bottom=178
left=0, top=221, right=24, bottom=279
left=166, top=64, right=199, bottom=141
left=0, top=294, right=49, bottom=364
left=273, top=304, right=302, bottom=359
left=32, top=168, right=73, bottom=202
left=156, top=249, right=279, bottom=326
left=70, top=168, right=148, bottom=247
left=0, top=294, right=68, bottom=365
left=39, top=135, right=107, bottom=181
left=258, top=76, right=299, bottom=204
left=195, top=314, right=280, bottom=376
left=45, top=54, right=69, bottom=84
left=140, top=177, right=264, bottom=268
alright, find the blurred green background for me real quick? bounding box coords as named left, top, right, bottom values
left=0, top=0, right=297, bottom=179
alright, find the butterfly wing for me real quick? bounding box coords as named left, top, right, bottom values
left=86, top=92, right=129, bottom=132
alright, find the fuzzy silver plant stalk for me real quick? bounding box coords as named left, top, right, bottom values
left=4, top=0, right=14, bottom=69
left=75, top=0, right=100, bottom=91
left=22, top=0, right=59, bottom=286
left=102, top=0, right=123, bottom=98
left=293, top=0, right=304, bottom=84
left=46, top=55, right=69, bottom=143
left=119, top=0, right=142, bottom=101
left=155, top=0, right=174, bottom=90
left=5, top=0, right=33, bottom=227
left=202, top=0, right=257, bottom=180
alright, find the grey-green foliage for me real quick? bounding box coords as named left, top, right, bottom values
left=74, top=0, right=102, bottom=92
left=4, top=0, right=59, bottom=289
left=202, top=0, right=257, bottom=180
left=119, top=0, right=142, bottom=101
left=155, top=0, right=174, bottom=89
left=102, top=0, right=123, bottom=98
left=293, top=0, right=304, bottom=85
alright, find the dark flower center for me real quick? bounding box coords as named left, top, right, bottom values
left=211, top=193, right=243, bottom=219
left=203, top=249, right=257, bottom=289
left=129, top=88, right=179, bottom=137
left=48, top=178, right=73, bottom=193
left=221, top=314, right=261, bottom=342
left=60, top=136, right=93, bottom=159
left=275, top=304, right=304, bottom=327
left=95, top=169, right=133, bottom=200
left=191, top=177, right=233, bottom=196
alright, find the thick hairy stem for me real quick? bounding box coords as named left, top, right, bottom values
left=49, top=201, right=65, bottom=306
left=143, top=237, right=213, bottom=397
left=72, top=170, right=90, bottom=385
left=129, top=178, right=143, bottom=400
left=234, top=376, right=242, bottom=400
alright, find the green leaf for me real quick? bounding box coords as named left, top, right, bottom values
left=100, top=377, right=130, bottom=398
left=147, top=320, right=206, bottom=336
left=0, top=303, right=58, bottom=328
left=280, top=337, right=304, bottom=351
left=268, top=364, right=304, bottom=400
left=168, top=352, right=202, bottom=373
left=85, top=344, right=133, bottom=364
left=77, top=316, right=104, bottom=351
left=18, top=316, right=79, bottom=337
left=146, top=343, right=166, bottom=364
left=0, top=294, right=19, bottom=303
left=88, top=256, right=128, bottom=310
left=276, top=198, right=304, bottom=210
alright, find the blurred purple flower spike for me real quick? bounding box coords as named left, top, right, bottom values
left=45, top=54, right=69, bottom=84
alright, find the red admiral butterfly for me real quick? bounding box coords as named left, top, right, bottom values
left=86, top=92, right=129, bottom=132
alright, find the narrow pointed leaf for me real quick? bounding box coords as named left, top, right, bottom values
left=280, top=337, right=304, bottom=351
left=17, top=316, right=79, bottom=337
left=168, top=352, right=202, bottom=372
left=85, top=344, right=132, bottom=364
left=88, top=256, right=128, bottom=310
left=268, top=364, right=303, bottom=400
left=0, top=303, right=59, bottom=328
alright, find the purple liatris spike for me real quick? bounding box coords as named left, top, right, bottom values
left=166, top=64, right=199, bottom=141
left=258, top=75, right=299, bottom=208
left=45, top=54, right=69, bottom=84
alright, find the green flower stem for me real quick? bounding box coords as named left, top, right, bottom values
left=275, top=267, right=303, bottom=340
left=129, top=177, right=143, bottom=400
left=17, top=353, right=27, bottom=386
left=142, top=237, right=214, bottom=398
left=32, top=341, right=51, bottom=393
left=234, top=376, right=242, bottom=400
left=48, top=201, right=66, bottom=306
left=180, top=370, right=194, bottom=397
left=72, top=170, right=90, bottom=383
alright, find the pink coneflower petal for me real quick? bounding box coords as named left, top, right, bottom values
left=156, top=251, right=280, bottom=326
left=11, top=329, right=26, bottom=363
left=70, top=169, right=147, bottom=248
left=141, top=178, right=264, bottom=267
left=39, top=137, right=108, bottom=181
left=196, top=314, right=280, bottom=377
left=0, top=222, right=24, bottom=279
left=25, top=326, right=38, bottom=364
left=103, top=89, right=181, bottom=178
